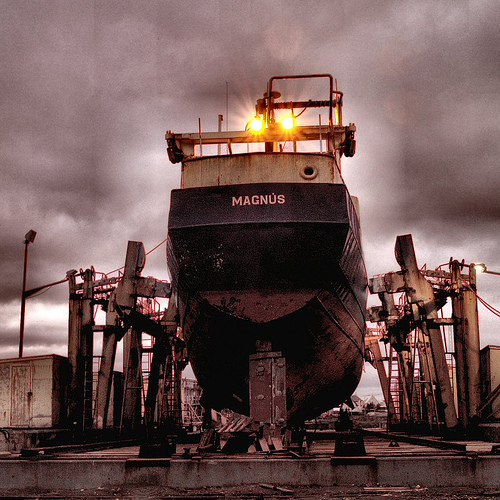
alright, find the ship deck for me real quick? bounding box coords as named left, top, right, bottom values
left=1, top=431, right=500, bottom=498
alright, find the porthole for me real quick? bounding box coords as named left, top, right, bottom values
left=300, top=165, right=318, bottom=180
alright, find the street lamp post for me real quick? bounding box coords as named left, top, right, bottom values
left=19, top=229, right=37, bottom=358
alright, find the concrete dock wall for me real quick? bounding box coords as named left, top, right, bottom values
left=0, top=455, right=499, bottom=491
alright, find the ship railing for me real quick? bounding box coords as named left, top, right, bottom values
left=166, top=124, right=355, bottom=162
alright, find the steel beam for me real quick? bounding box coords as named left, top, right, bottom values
left=121, top=327, right=143, bottom=433
left=94, top=291, right=119, bottom=430
left=67, top=269, right=94, bottom=430
left=415, top=330, right=439, bottom=428
left=451, top=260, right=468, bottom=429
left=369, top=272, right=405, bottom=294
left=94, top=326, right=117, bottom=429
left=451, top=261, right=482, bottom=429
left=145, top=296, right=182, bottom=428
left=365, top=335, right=398, bottom=426
left=144, top=298, right=178, bottom=429
left=397, top=349, right=413, bottom=425
left=67, top=240, right=174, bottom=433
left=81, top=269, right=95, bottom=430
left=67, top=271, right=81, bottom=427
left=464, top=265, right=481, bottom=422
left=395, top=235, right=458, bottom=432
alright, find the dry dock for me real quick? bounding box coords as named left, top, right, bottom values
left=1, top=434, right=500, bottom=498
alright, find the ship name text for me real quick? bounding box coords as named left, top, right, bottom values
left=232, top=194, right=286, bottom=207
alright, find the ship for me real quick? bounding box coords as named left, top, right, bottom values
left=166, top=74, right=367, bottom=425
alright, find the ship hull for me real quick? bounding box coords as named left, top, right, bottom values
left=167, top=182, right=367, bottom=424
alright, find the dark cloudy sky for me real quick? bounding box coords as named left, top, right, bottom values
left=1, top=0, right=499, bottom=396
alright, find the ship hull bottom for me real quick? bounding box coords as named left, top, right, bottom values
left=168, top=182, right=367, bottom=424
left=183, top=288, right=364, bottom=426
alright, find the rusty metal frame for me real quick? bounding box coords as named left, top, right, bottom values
left=368, top=234, right=461, bottom=433
left=166, top=74, right=356, bottom=163
left=266, top=74, right=340, bottom=128
left=67, top=240, right=186, bottom=436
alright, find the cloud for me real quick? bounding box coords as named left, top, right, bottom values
left=0, top=300, right=68, bottom=350
left=0, top=0, right=499, bottom=390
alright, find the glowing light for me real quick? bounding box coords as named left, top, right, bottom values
left=281, top=115, right=295, bottom=130
left=249, top=117, right=264, bottom=132
left=474, top=263, right=487, bottom=273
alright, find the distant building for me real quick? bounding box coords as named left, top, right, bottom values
left=361, top=395, right=380, bottom=407
left=359, top=395, right=387, bottom=413
left=349, top=394, right=363, bottom=414
left=315, top=394, right=364, bottom=419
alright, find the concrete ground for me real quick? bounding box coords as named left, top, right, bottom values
left=1, top=435, right=500, bottom=498
left=0, top=485, right=499, bottom=499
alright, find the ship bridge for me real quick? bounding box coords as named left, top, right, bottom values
left=166, top=74, right=356, bottom=169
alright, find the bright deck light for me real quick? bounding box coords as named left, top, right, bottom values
left=249, top=117, right=264, bottom=132
left=281, top=115, right=295, bottom=130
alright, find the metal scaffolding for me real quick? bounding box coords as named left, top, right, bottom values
left=368, top=234, right=482, bottom=436
left=66, top=241, right=187, bottom=439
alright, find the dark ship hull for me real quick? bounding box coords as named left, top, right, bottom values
left=167, top=181, right=367, bottom=424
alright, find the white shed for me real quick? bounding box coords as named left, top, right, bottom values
left=0, top=355, right=68, bottom=428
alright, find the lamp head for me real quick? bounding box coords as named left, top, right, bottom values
left=24, top=229, right=37, bottom=244
left=474, top=263, right=487, bottom=273
left=280, top=115, right=295, bottom=130
left=249, top=116, right=264, bottom=132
